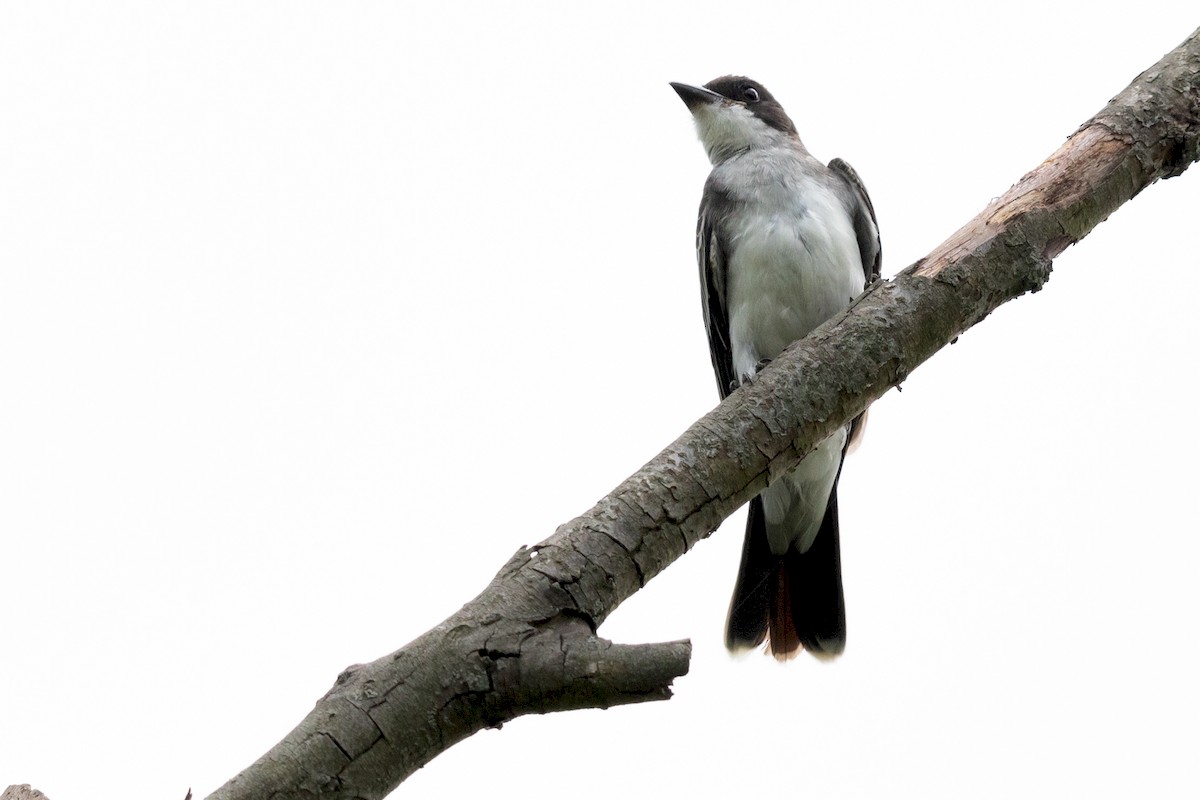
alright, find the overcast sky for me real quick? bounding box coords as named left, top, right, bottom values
left=3, top=4, right=1199, bottom=799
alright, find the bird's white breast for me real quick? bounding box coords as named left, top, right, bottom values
left=715, top=148, right=864, bottom=382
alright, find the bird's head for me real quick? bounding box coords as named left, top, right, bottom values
left=670, top=76, right=800, bottom=165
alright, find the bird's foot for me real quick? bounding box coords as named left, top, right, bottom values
left=737, top=358, right=774, bottom=389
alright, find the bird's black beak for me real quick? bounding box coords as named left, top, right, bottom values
left=670, top=82, right=725, bottom=111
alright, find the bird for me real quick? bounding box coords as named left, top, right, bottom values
left=670, top=76, right=881, bottom=660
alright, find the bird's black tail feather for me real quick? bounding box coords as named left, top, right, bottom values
left=725, top=488, right=846, bottom=660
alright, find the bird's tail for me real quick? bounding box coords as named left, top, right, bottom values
left=724, top=489, right=846, bottom=660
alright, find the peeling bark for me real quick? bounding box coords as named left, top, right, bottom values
left=189, top=26, right=1198, bottom=800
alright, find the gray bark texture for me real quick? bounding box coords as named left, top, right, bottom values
left=2, top=786, right=51, bottom=800
left=96, top=25, right=1200, bottom=800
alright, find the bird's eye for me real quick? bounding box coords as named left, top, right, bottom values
left=742, top=87, right=760, bottom=103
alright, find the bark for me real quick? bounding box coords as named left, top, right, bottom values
left=2, top=787, right=51, bottom=800
left=198, top=25, right=1195, bottom=800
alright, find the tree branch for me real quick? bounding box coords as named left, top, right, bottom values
left=199, top=27, right=1200, bottom=800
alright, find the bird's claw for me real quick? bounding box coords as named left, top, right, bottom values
left=735, top=358, right=774, bottom=389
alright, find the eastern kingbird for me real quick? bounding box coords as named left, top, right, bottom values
left=671, top=76, right=881, bottom=660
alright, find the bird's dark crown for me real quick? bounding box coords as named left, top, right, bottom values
left=703, top=75, right=798, bottom=137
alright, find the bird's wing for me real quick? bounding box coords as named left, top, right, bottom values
left=698, top=182, right=737, bottom=399
left=828, top=157, right=882, bottom=284
left=828, top=158, right=882, bottom=450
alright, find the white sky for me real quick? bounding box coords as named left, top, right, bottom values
left=3, top=4, right=1198, bottom=799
